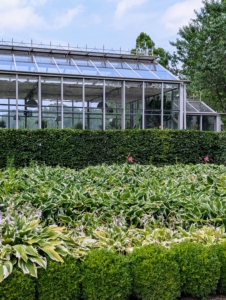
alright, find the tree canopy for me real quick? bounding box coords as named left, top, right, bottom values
left=170, top=0, right=226, bottom=112
left=131, top=32, right=170, bottom=68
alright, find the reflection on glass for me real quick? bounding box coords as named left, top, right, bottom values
left=55, top=58, right=80, bottom=75
left=125, top=82, right=142, bottom=129
left=63, top=78, right=83, bottom=128
left=41, top=77, right=61, bottom=129
left=186, top=115, right=200, bottom=130
left=18, top=75, right=39, bottom=129
left=35, top=56, right=59, bottom=73
left=202, top=116, right=215, bottom=131
left=85, top=79, right=104, bottom=129
left=0, top=54, right=15, bottom=71
left=105, top=80, right=122, bottom=129
left=0, top=74, right=16, bottom=128
left=144, top=82, right=162, bottom=129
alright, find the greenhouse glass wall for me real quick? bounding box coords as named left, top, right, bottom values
left=0, top=42, right=221, bottom=131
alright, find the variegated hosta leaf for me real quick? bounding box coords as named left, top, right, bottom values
left=0, top=261, right=13, bottom=282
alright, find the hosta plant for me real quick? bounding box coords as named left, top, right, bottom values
left=0, top=199, right=69, bottom=282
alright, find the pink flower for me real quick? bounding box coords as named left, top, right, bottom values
left=127, top=153, right=133, bottom=163
left=204, top=156, right=209, bottom=162
left=128, top=156, right=133, bottom=163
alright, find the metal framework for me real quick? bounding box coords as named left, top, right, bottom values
left=0, top=42, right=221, bottom=131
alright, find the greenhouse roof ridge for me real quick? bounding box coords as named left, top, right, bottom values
left=0, top=40, right=157, bottom=62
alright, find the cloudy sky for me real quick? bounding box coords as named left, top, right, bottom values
left=0, top=0, right=204, bottom=53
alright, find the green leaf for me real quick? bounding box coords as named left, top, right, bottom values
left=41, top=245, right=64, bottom=262
left=13, top=245, right=28, bottom=262
left=207, top=176, right=214, bottom=185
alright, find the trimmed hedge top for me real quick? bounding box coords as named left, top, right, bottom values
left=0, top=129, right=226, bottom=168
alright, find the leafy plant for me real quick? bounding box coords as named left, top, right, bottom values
left=0, top=199, right=68, bottom=282
left=37, top=256, right=81, bottom=300
left=130, top=244, right=180, bottom=300
left=172, top=241, right=220, bottom=298
left=81, top=249, right=131, bottom=300
left=0, top=268, right=35, bottom=300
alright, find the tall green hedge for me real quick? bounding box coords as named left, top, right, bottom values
left=0, top=129, right=226, bottom=169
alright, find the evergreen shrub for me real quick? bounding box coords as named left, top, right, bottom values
left=213, top=242, right=226, bottom=295
left=129, top=244, right=180, bottom=300
left=0, top=269, right=35, bottom=300
left=172, top=241, right=220, bottom=298
left=0, top=129, right=226, bottom=169
left=37, top=256, right=81, bottom=300
left=81, top=249, right=131, bottom=300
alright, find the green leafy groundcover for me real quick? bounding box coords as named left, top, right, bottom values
left=2, top=163, right=226, bottom=298
left=1, top=163, right=226, bottom=254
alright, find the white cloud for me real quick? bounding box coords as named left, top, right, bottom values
left=115, top=0, right=148, bottom=18
left=53, top=6, right=84, bottom=29
left=0, top=1, right=47, bottom=30
left=162, top=0, right=203, bottom=34
left=0, top=0, right=84, bottom=31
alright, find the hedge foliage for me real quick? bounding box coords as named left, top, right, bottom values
left=0, top=269, right=35, bottom=300
left=0, top=129, right=226, bottom=168
left=172, top=241, right=221, bottom=298
left=37, top=257, right=81, bottom=300
left=81, top=249, right=132, bottom=300
left=1, top=244, right=226, bottom=299
left=213, top=242, right=226, bottom=294
left=129, top=244, right=180, bottom=300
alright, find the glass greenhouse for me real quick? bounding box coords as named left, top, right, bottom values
left=0, top=42, right=221, bottom=131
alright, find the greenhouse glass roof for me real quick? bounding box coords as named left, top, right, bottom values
left=0, top=48, right=178, bottom=80
left=186, top=100, right=216, bottom=113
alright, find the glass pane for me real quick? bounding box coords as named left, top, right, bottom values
left=187, top=101, right=213, bottom=112
left=116, top=69, right=139, bottom=78
left=41, top=77, right=61, bottom=129
left=18, top=76, right=39, bottom=129
left=127, top=63, right=147, bottom=70
left=0, top=74, right=16, bottom=129
left=145, top=82, right=162, bottom=129
left=85, top=79, right=104, bottom=129
left=186, top=102, right=198, bottom=112
left=134, top=70, right=158, bottom=79
left=63, top=78, right=83, bottom=129
left=58, top=65, right=80, bottom=75
left=105, top=80, right=123, bottom=129
left=163, top=111, right=179, bottom=129
left=125, top=82, right=142, bottom=129
left=202, top=116, right=215, bottom=131
left=16, top=62, right=38, bottom=72
left=153, top=71, right=176, bottom=80
left=186, top=115, right=200, bottom=130
left=77, top=66, right=101, bottom=76
left=0, top=61, right=15, bottom=71
left=145, top=114, right=161, bottom=128
left=96, top=67, right=120, bottom=77
left=74, top=59, right=93, bottom=67
left=37, top=63, right=59, bottom=73
left=55, top=58, right=80, bottom=75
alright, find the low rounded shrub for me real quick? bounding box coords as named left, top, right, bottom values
left=0, top=268, right=35, bottom=300
left=213, top=242, right=226, bottom=294
left=37, top=256, right=81, bottom=300
left=129, top=244, right=180, bottom=300
left=172, top=241, right=220, bottom=298
left=81, top=249, right=132, bottom=300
